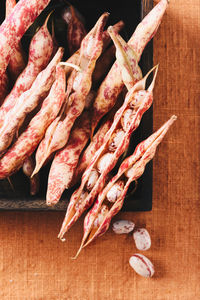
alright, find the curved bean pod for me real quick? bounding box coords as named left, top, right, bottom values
left=0, top=63, right=66, bottom=179
left=46, top=110, right=91, bottom=206
left=0, top=14, right=54, bottom=127
left=64, top=5, right=87, bottom=55
left=91, top=0, right=169, bottom=133
left=74, top=100, right=123, bottom=181
left=0, top=72, right=9, bottom=105
left=6, top=0, right=26, bottom=82
left=74, top=115, right=177, bottom=257
left=63, top=20, right=124, bottom=77
left=0, top=48, right=63, bottom=153
left=0, top=0, right=51, bottom=100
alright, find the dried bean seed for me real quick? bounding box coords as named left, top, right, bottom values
left=112, top=220, right=135, bottom=234
left=133, top=228, right=151, bottom=250
left=129, top=254, right=154, bottom=277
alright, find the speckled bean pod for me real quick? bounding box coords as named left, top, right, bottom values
left=0, top=14, right=54, bottom=128
left=0, top=72, right=9, bottom=105
left=63, top=20, right=124, bottom=77
left=90, top=0, right=169, bottom=133
left=6, top=0, right=26, bottom=82
left=0, top=48, right=63, bottom=154
left=32, top=13, right=109, bottom=175
left=0, top=0, right=51, bottom=100
left=0, top=63, right=66, bottom=179
left=74, top=112, right=114, bottom=182
left=46, top=110, right=91, bottom=206
left=63, top=5, right=87, bottom=55
left=58, top=68, right=157, bottom=241
left=73, top=115, right=177, bottom=256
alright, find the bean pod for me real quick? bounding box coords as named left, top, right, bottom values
left=0, top=47, right=63, bottom=154
left=62, top=5, right=87, bottom=55
left=46, top=110, right=91, bottom=206
left=0, top=61, right=66, bottom=179
left=0, top=13, right=54, bottom=128
left=0, top=0, right=51, bottom=100
left=6, top=0, right=26, bottom=82
left=90, top=0, right=169, bottom=133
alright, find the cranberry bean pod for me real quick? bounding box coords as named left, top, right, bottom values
left=58, top=68, right=157, bottom=240
left=74, top=98, right=123, bottom=182
left=0, top=72, right=9, bottom=105
left=64, top=5, right=87, bottom=55
left=75, top=118, right=113, bottom=181
left=0, top=14, right=54, bottom=128
left=92, top=45, right=115, bottom=86
left=0, top=48, right=63, bottom=153
left=46, top=110, right=91, bottom=206
left=32, top=13, right=109, bottom=175
left=91, top=0, right=169, bottom=132
left=0, top=63, right=66, bottom=179
left=108, top=26, right=142, bottom=91
left=63, top=20, right=124, bottom=77
left=6, top=0, right=26, bottom=82
left=73, top=115, right=177, bottom=257
left=0, top=0, right=51, bottom=98
left=22, top=156, right=39, bottom=196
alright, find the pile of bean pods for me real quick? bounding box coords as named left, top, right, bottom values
left=0, top=0, right=175, bottom=260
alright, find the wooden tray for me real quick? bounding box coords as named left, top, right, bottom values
left=0, top=0, right=153, bottom=211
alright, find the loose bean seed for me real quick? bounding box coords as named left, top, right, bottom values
left=112, top=220, right=135, bottom=234
left=129, top=254, right=154, bottom=277
left=133, top=228, right=151, bottom=250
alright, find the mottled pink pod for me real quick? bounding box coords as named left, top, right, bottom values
left=92, top=45, right=115, bottom=85
left=63, top=20, right=124, bottom=77
left=74, top=101, right=123, bottom=183
left=0, top=61, right=66, bottom=179
left=129, top=254, right=155, bottom=277
left=0, top=48, right=63, bottom=153
left=74, top=118, right=113, bottom=182
left=0, top=13, right=54, bottom=127
left=108, top=26, right=142, bottom=91
left=46, top=110, right=91, bottom=206
left=91, top=0, right=169, bottom=133
left=63, top=5, right=87, bottom=55
left=130, top=0, right=169, bottom=58
left=0, top=72, right=9, bottom=105
left=0, top=0, right=51, bottom=99
left=133, top=228, right=151, bottom=250
left=6, top=0, right=26, bottom=82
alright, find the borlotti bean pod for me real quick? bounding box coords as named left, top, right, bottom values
left=73, top=115, right=177, bottom=258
